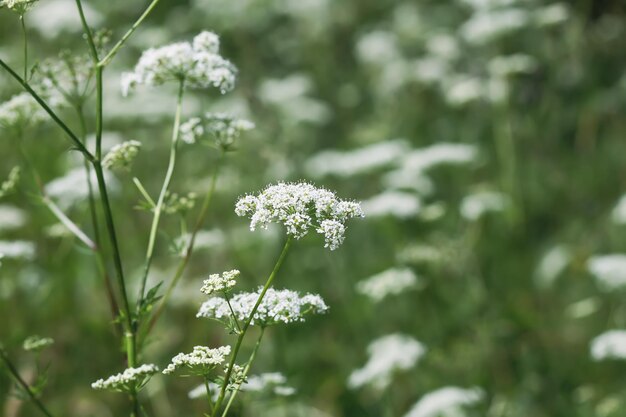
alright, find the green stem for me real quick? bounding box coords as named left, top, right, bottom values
left=0, top=348, right=55, bottom=417
left=143, top=151, right=224, bottom=340
left=20, top=15, right=27, bottom=80
left=204, top=377, right=214, bottom=414
left=0, top=58, right=93, bottom=161
left=137, top=79, right=185, bottom=305
left=221, top=328, right=266, bottom=417
left=211, top=238, right=293, bottom=417
left=74, top=0, right=99, bottom=62
left=98, top=0, right=161, bottom=67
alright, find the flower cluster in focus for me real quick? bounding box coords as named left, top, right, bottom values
left=163, top=345, right=231, bottom=376
left=102, top=140, right=141, bottom=171
left=235, top=182, right=364, bottom=250
left=91, top=364, right=159, bottom=393
left=201, top=269, right=239, bottom=295
left=197, top=287, right=328, bottom=326
left=179, top=112, right=254, bottom=150
left=121, top=31, right=236, bottom=95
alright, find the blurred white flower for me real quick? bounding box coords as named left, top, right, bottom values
left=305, top=139, right=410, bottom=178
left=488, top=54, right=538, bottom=77
left=357, top=267, right=419, bottom=302
left=425, top=33, right=460, bottom=60
left=587, top=254, right=626, bottom=290
left=29, top=0, right=102, bottom=38
left=591, top=330, right=626, bottom=361
left=444, top=76, right=485, bottom=106
left=461, top=9, right=530, bottom=45
left=413, top=57, right=451, bottom=85
left=0, top=240, right=35, bottom=260
left=0, top=205, right=27, bottom=231
left=122, top=31, right=236, bottom=95
left=361, top=191, right=421, bottom=219
left=460, top=191, right=508, bottom=221
left=403, top=386, right=484, bottom=417
left=401, top=143, right=478, bottom=173
left=612, top=195, right=626, bottom=224
left=534, top=3, right=569, bottom=27
left=355, top=30, right=400, bottom=64
left=534, top=245, right=572, bottom=289
left=45, top=167, right=119, bottom=209
left=348, top=334, right=426, bottom=390
left=0, top=93, right=47, bottom=130
left=176, top=229, right=225, bottom=253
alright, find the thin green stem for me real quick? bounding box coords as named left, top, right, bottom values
left=74, top=0, right=99, bottom=62
left=225, top=294, right=242, bottom=333
left=0, top=58, right=94, bottom=161
left=204, top=377, right=214, bottom=414
left=211, top=238, right=293, bottom=417
left=20, top=15, right=27, bottom=80
left=143, top=151, right=225, bottom=340
left=0, top=348, right=55, bottom=417
left=137, top=79, right=185, bottom=305
left=98, top=0, right=161, bottom=67
left=221, top=328, right=265, bottom=417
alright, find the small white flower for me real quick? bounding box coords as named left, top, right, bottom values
left=91, top=364, right=159, bottom=393
left=591, top=330, right=626, bottom=361
left=201, top=269, right=239, bottom=295
left=0, top=0, right=39, bottom=15
left=122, top=31, right=236, bottom=95
left=488, top=54, right=537, bottom=77
left=534, top=245, right=571, bottom=289
left=403, top=386, right=484, bottom=417
left=163, top=345, right=231, bottom=376
left=235, top=182, right=363, bottom=250
left=23, top=335, right=53, bottom=351
left=460, top=8, right=531, bottom=45
left=357, top=268, right=418, bottom=302
left=361, top=191, right=421, bottom=219
left=0, top=240, right=35, bottom=260
left=612, top=195, right=626, bottom=225
left=348, top=334, right=426, bottom=390
left=197, top=287, right=328, bottom=326
left=0, top=205, right=26, bottom=231
left=180, top=113, right=254, bottom=150
left=534, top=3, right=569, bottom=27
left=587, top=254, right=626, bottom=290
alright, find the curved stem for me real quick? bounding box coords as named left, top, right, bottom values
left=211, top=238, right=293, bottom=416
left=0, top=348, right=55, bottom=417
left=143, top=151, right=225, bottom=340
left=98, top=0, right=161, bottom=67
left=221, top=328, right=265, bottom=417
left=137, top=79, right=185, bottom=305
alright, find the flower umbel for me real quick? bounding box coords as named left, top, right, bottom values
left=235, top=182, right=364, bottom=250
left=163, top=345, right=231, bottom=377
left=0, top=0, right=39, bottom=15
left=201, top=269, right=239, bottom=295
left=121, top=30, right=236, bottom=95
left=23, top=335, right=54, bottom=351
left=179, top=112, right=254, bottom=150
left=197, top=287, right=328, bottom=326
left=91, top=364, right=159, bottom=393
left=102, top=140, right=141, bottom=171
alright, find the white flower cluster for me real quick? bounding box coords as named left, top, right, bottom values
left=0, top=167, right=20, bottom=199
left=197, top=287, right=328, bottom=326
left=591, top=330, right=626, bottom=361
left=23, top=335, right=54, bottom=351
left=612, top=195, right=626, bottom=225
left=162, top=345, right=231, bottom=376
left=348, top=334, right=426, bottom=390
left=0, top=240, right=35, bottom=260
left=121, top=31, right=236, bottom=95
left=361, top=191, right=421, bottom=219
left=200, top=269, right=239, bottom=295
left=180, top=113, right=254, bottom=150
left=235, top=182, right=363, bottom=250
left=0, top=0, right=39, bottom=15
left=587, top=254, right=626, bottom=290
left=357, top=268, right=419, bottom=302
left=102, top=140, right=141, bottom=170
left=91, top=364, right=159, bottom=392
left=0, top=93, right=47, bottom=130
left=460, top=191, right=508, bottom=221
left=189, top=372, right=295, bottom=400
left=403, top=386, right=484, bottom=417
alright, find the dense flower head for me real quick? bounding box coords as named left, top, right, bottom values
left=163, top=345, right=231, bottom=376
left=121, top=31, right=236, bottom=95
left=0, top=0, right=39, bottom=15
left=201, top=269, right=239, bottom=295
left=403, top=386, right=484, bottom=417
left=179, top=112, right=254, bottom=150
left=0, top=93, right=47, bottom=130
left=197, top=287, right=328, bottom=326
left=91, top=364, right=159, bottom=393
left=102, top=140, right=141, bottom=170
left=235, top=182, right=364, bottom=250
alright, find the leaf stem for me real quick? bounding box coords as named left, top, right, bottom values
left=20, top=15, right=27, bottom=80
